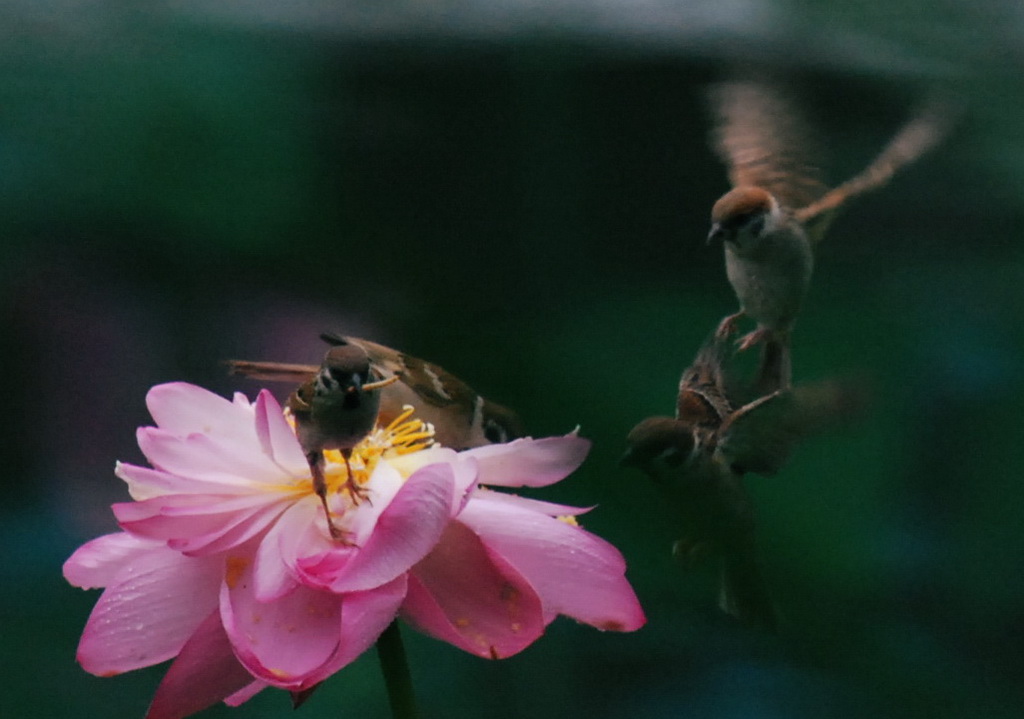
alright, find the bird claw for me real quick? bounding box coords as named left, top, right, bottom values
left=309, top=452, right=368, bottom=543
left=315, top=493, right=357, bottom=545
left=716, top=312, right=743, bottom=339
left=344, top=477, right=372, bottom=506
left=736, top=328, right=771, bottom=352
left=327, top=523, right=360, bottom=546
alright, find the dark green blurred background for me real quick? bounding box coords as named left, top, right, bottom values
left=3, top=2, right=1022, bottom=717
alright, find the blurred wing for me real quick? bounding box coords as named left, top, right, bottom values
left=716, top=391, right=796, bottom=476
left=225, top=360, right=318, bottom=383
left=323, top=333, right=524, bottom=448
left=708, top=81, right=827, bottom=211
left=716, top=379, right=866, bottom=475
left=794, top=97, right=954, bottom=234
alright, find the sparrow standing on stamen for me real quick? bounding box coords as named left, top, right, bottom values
left=287, top=341, right=398, bottom=541
left=228, top=334, right=528, bottom=540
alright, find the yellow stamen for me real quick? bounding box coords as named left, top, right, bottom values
left=311, top=405, right=435, bottom=499
left=362, top=374, right=400, bottom=392
left=384, top=404, right=417, bottom=432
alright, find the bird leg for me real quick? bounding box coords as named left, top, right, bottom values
left=307, top=450, right=368, bottom=544
left=716, top=311, right=744, bottom=339
left=736, top=327, right=773, bottom=352
left=307, top=451, right=352, bottom=542
left=754, top=336, right=792, bottom=393
left=340, top=448, right=371, bottom=506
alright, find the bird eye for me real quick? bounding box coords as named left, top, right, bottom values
left=746, top=214, right=765, bottom=235
left=484, top=419, right=508, bottom=444
left=317, top=370, right=340, bottom=393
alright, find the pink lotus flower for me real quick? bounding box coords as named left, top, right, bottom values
left=64, top=382, right=645, bottom=718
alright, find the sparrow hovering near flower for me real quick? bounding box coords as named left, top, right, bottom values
left=623, top=414, right=775, bottom=628
left=622, top=332, right=863, bottom=628
left=706, top=81, right=951, bottom=389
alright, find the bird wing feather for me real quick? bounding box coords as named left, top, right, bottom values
left=323, top=333, right=524, bottom=448
left=709, top=81, right=828, bottom=212
left=794, top=97, right=953, bottom=232
left=225, top=360, right=318, bottom=383
left=716, top=379, right=865, bottom=475
left=676, top=332, right=734, bottom=422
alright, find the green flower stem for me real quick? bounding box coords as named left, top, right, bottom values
left=377, top=620, right=419, bottom=719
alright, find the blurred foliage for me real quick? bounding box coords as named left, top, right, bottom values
left=2, top=1, right=1023, bottom=718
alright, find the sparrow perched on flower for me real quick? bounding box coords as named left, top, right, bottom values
left=252, top=340, right=400, bottom=539
left=622, top=332, right=862, bottom=628
left=706, top=81, right=951, bottom=389
left=228, top=334, right=525, bottom=540
left=228, top=333, right=525, bottom=450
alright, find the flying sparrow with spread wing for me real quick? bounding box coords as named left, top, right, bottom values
left=706, top=81, right=951, bottom=390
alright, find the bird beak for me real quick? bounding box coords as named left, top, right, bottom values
left=706, top=223, right=724, bottom=244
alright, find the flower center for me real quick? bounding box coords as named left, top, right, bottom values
left=319, top=405, right=435, bottom=497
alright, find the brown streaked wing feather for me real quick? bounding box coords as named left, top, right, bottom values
left=225, top=360, right=318, bottom=383
left=229, top=335, right=524, bottom=448
left=332, top=335, right=525, bottom=448
left=676, top=390, right=725, bottom=427
left=327, top=335, right=476, bottom=437
left=336, top=336, right=477, bottom=410
left=794, top=98, right=953, bottom=232
left=677, top=332, right=734, bottom=421
left=715, top=391, right=793, bottom=476
left=709, top=81, right=827, bottom=211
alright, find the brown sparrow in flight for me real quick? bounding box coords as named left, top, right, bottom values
left=706, top=81, right=951, bottom=389
left=622, top=332, right=863, bottom=628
